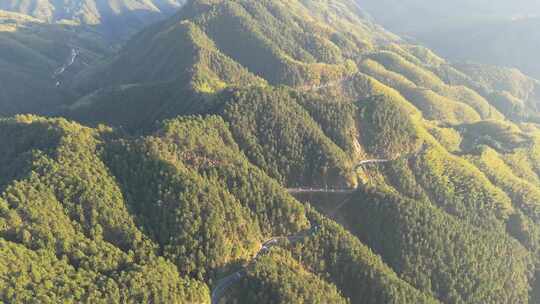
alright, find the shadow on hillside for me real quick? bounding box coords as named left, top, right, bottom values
left=0, top=4, right=186, bottom=117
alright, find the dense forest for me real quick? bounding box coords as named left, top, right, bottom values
left=2, top=0, right=540, bottom=303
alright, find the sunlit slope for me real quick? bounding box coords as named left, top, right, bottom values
left=64, top=0, right=540, bottom=205
left=68, top=0, right=540, bottom=128
left=5, top=0, right=540, bottom=302
left=0, top=115, right=440, bottom=304
left=0, top=116, right=210, bottom=303
left=71, top=0, right=396, bottom=94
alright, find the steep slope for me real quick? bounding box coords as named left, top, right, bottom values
left=68, top=0, right=540, bottom=128
left=342, top=186, right=532, bottom=303
left=0, top=115, right=440, bottom=304
left=6, top=0, right=540, bottom=303
left=0, top=0, right=187, bottom=117
left=231, top=248, right=349, bottom=304
left=0, top=115, right=210, bottom=303
left=63, top=0, right=401, bottom=187
left=453, top=63, right=540, bottom=120
left=70, top=0, right=395, bottom=95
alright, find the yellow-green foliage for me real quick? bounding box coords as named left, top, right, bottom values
left=156, top=115, right=311, bottom=236
left=75, top=19, right=265, bottom=94
left=368, top=46, right=494, bottom=119
left=106, top=124, right=265, bottom=280
left=488, top=91, right=527, bottom=118
left=184, top=0, right=362, bottom=87
left=0, top=238, right=208, bottom=304
left=360, top=59, right=417, bottom=92
left=466, top=146, right=540, bottom=257
left=295, top=92, right=360, bottom=156
left=451, top=63, right=540, bottom=123
left=456, top=120, right=532, bottom=152
left=456, top=63, right=537, bottom=100
left=443, top=85, right=504, bottom=119
left=367, top=51, right=446, bottom=91
left=362, top=51, right=505, bottom=121
left=289, top=210, right=440, bottom=304
left=358, top=94, right=422, bottom=157
left=0, top=116, right=211, bottom=303
left=468, top=147, right=540, bottom=220
left=8, top=0, right=540, bottom=302
left=413, top=146, right=514, bottom=228
left=234, top=248, right=349, bottom=304
left=359, top=73, right=422, bottom=118
left=403, top=45, right=446, bottom=67
left=222, top=86, right=354, bottom=187
left=403, top=89, right=481, bottom=123
left=75, top=0, right=394, bottom=96
left=425, top=123, right=462, bottom=152
left=359, top=55, right=486, bottom=123
left=0, top=114, right=451, bottom=304
left=380, top=44, right=429, bottom=67
left=343, top=186, right=532, bottom=304
left=503, top=141, right=540, bottom=188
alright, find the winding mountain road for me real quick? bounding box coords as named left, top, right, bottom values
left=211, top=149, right=428, bottom=303
left=53, top=48, right=79, bottom=87
left=287, top=188, right=355, bottom=194
left=287, top=158, right=392, bottom=194
left=211, top=270, right=246, bottom=304
left=298, top=74, right=357, bottom=92
left=355, top=158, right=391, bottom=167
left=211, top=225, right=320, bottom=304
left=288, top=143, right=430, bottom=194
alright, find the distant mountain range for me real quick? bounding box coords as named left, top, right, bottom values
left=0, top=0, right=185, bottom=39
left=360, top=0, right=540, bottom=79
left=359, top=0, right=540, bottom=32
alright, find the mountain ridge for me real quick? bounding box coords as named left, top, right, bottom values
left=2, top=0, right=540, bottom=303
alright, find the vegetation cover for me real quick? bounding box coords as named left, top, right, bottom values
left=2, top=0, right=540, bottom=303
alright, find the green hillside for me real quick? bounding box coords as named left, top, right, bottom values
left=0, top=114, right=439, bottom=303
left=70, top=0, right=394, bottom=93
left=3, top=0, right=540, bottom=303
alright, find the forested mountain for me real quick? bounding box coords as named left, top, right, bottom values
left=0, top=0, right=185, bottom=40
left=3, top=0, right=540, bottom=303
left=359, top=0, right=540, bottom=79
